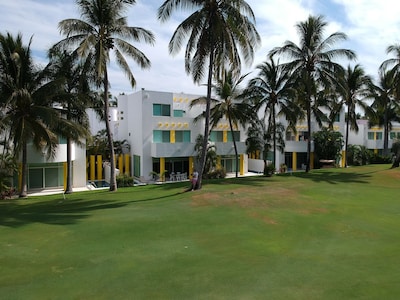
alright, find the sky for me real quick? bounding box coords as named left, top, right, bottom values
left=1, top=0, right=400, bottom=97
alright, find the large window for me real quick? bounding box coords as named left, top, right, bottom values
left=175, top=130, right=191, bottom=142
left=173, top=109, right=184, bottom=117
left=368, top=132, right=375, bottom=140
left=153, top=130, right=170, bottom=143
left=210, top=131, right=224, bottom=142
left=390, top=132, right=400, bottom=140
left=227, top=131, right=240, bottom=142
left=153, top=104, right=170, bottom=116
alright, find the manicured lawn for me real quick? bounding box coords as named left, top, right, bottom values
left=1, top=165, right=400, bottom=299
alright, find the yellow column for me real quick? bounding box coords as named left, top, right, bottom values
left=124, top=154, right=130, bottom=175
left=374, top=132, right=378, bottom=154
left=170, top=130, right=175, bottom=143
left=292, top=152, right=297, bottom=171
left=160, top=157, right=165, bottom=181
left=342, top=150, right=346, bottom=167
left=97, top=155, right=102, bottom=180
left=310, top=152, right=314, bottom=169
left=63, top=162, right=67, bottom=190
left=223, top=131, right=228, bottom=142
left=90, top=155, right=95, bottom=180
left=217, top=156, right=221, bottom=168
left=240, top=154, right=244, bottom=175
left=189, top=157, right=194, bottom=176
left=118, top=155, right=123, bottom=175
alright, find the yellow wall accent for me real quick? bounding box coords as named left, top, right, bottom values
left=124, top=154, right=130, bottom=175
left=118, top=155, right=123, bottom=174
left=342, top=150, right=346, bottom=167
left=171, top=130, right=175, bottom=143
left=292, top=152, right=297, bottom=171
left=189, top=157, right=194, bottom=176
left=374, top=149, right=378, bottom=154
left=240, top=154, right=244, bottom=175
left=160, top=157, right=165, bottom=181
left=97, top=155, right=102, bottom=180
left=217, top=156, right=221, bottom=168
left=90, top=155, right=95, bottom=180
left=223, top=131, right=228, bottom=142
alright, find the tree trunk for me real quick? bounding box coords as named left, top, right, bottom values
left=228, top=116, right=239, bottom=178
left=272, top=104, right=276, bottom=170
left=306, top=102, right=311, bottom=172
left=19, top=141, right=28, bottom=198
left=65, top=136, right=73, bottom=194
left=104, top=69, right=117, bottom=191
left=344, top=105, right=350, bottom=168
left=383, top=105, right=389, bottom=156
left=196, top=52, right=214, bottom=189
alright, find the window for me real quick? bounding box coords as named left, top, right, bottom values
left=298, top=131, right=309, bottom=141
left=390, top=132, right=400, bottom=140
left=153, top=104, right=171, bottom=116
left=368, top=132, right=375, bottom=140
left=153, top=130, right=170, bottom=143
left=333, top=114, right=340, bottom=122
left=173, top=110, right=184, bottom=117
left=175, top=130, right=191, bottom=142
left=376, top=132, right=383, bottom=140
left=210, top=131, right=224, bottom=142
left=227, top=131, right=240, bottom=142
left=286, top=131, right=296, bottom=141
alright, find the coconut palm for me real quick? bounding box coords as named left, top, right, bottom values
left=333, top=64, right=372, bottom=167
left=245, top=54, right=299, bottom=170
left=54, top=0, right=155, bottom=191
left=0, top=33, right=62, bottom=197
left=158, top=0, right=260, bottom=188
left=191, top=71, right=255, bottom=178
left=48, top=50, right=93, bottom=193
left=270, top=15, right=355, bottom=171
left=368, top=68, right=400, bottom=156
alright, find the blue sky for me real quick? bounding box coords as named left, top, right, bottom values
left=1, top=0, right=400, bottom=96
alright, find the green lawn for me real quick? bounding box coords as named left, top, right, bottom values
left=1, top=165, right=400, bottom=299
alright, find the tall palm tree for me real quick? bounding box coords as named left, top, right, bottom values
left=245, top=54, right=299, bottom=170
left=270, top=15, right=355, bottom=171
left=48, top=50, right=93, bottom=194
left=368, top=68, right=400, bottom=156
left=54, top=0, right=155, bottom=191
left=158, top=0, right=260, bottom=188
left=333, top=64, right=372, bottom=167
left=0, top=33, right=62, bottom=197
left=191, top=71, right=255, bottom=178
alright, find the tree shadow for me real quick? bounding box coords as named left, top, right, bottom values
left=0, top=198, right=127, bottom=228
left=289, top=170, right=372, bottom=184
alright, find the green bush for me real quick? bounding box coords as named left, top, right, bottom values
left=264, top=163, right=275, bottom=177
left=369, top=153, right=392, bottom=164
left=116, top=174, right=134, bottom=187
left=206, top=167, right=227, bottom=179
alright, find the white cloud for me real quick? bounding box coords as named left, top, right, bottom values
left=1, top=0, right=399, bottom=94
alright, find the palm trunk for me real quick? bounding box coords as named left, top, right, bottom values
left=306, top=101, right=311, bottom=172
left=197, top=51, right=214, bottom=189
left=65, top=136, right=73, bottom=194
left=383, top=104, right=389, bottom=156
left=272, top=104, right=276, bottom=170
left=228, top=116, right=239, bottom=178
left=104, top=69, right=117, bottom=191
left=344, top=105, right=350, bottom=168
left=19, top=141, right=28, bottom=198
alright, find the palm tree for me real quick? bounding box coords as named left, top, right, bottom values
left=333, top=64, right=372, bottom=167
left=270, top=15, right=355, bottom=171
left=191, top=71, right=255, bottom=178
left=0, top=33, right=62, bottom=197
left=54, top=0, right=155, bottom=191
left=158, top=0, right=260, bottom=188
left=245, top=54, right=299, bottom=170
left=368, top=68, right=400, bottom=156
left=194, top=134, right=217, bottom=179
left=48, top=50, right=93, bottom=194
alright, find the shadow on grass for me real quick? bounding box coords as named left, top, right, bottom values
left=287, top=170, right=372, bottom=184
left=0, top=198, right=127, bottom=228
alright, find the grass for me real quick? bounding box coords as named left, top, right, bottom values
left=1, top=164, right=400, bottom=299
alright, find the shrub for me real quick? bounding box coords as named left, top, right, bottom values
left=116, top=174, right=134, bottom=187
left=206, top=167, right=227, bottom=179
left=264, top=163, right=275, bottom=177
left=369, top=153, right=392, bottom=164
